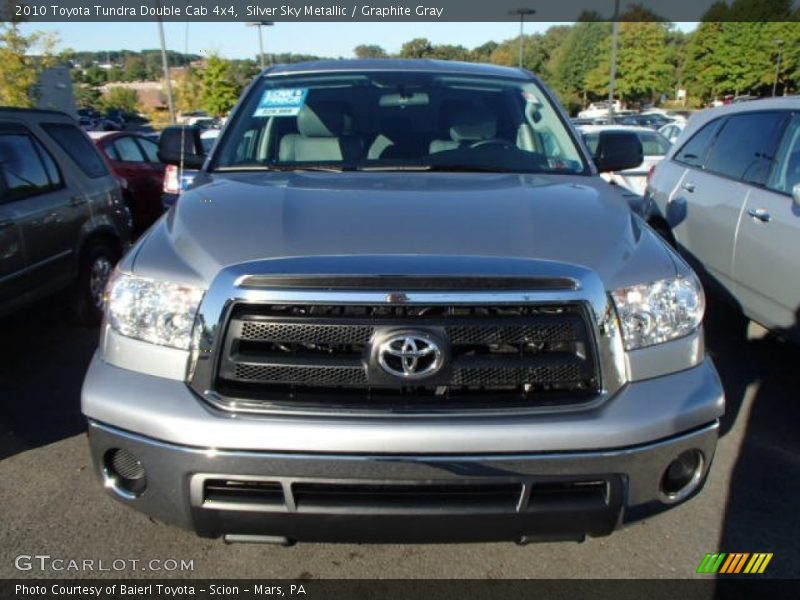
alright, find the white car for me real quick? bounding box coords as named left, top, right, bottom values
left=577, top=100, right=622, bottom=120
left=658, top=122, right=685, bottom=144
left=579, top=124, right=672, bottom=196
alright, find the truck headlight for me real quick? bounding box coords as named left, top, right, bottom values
left=105, top=270, right=205, bottom=350
left=611, top=277, right=704, bottom=350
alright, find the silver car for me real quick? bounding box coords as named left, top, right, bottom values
left=82, top=60, right=723, bottom=545
left=645, top=98, right=800, bottom=342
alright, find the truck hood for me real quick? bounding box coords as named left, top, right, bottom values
left=130, top=172, right=677, bottom=289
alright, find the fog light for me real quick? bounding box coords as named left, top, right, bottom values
left=103, top=448, right=147, bottom=498
left=660, top=449, right=704, bottom=503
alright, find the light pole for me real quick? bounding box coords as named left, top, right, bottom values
left=608, top=0, right=620, bottom=121
left=773, top=38, right=784, bottom=97
left=508, top=8, right=536, bottom=68
left=248, top=21, right=274, bottom=69
left=156, top=5, right=176, bottom=125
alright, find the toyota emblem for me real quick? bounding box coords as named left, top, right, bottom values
left=377, top=333, right=444, bottom=379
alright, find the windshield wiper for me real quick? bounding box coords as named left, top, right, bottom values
left=354, top=164, right=433, bottom=172
left=215, top=163, right=357, bottom=173
left=355, top=164, right=517, bottom=173
left=419, top=164, right=518, bottom=173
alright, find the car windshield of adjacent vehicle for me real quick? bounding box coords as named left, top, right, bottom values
left=212, top=71, right=587, bottom=174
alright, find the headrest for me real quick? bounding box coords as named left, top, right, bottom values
left=297, top=102, right=352, bottom=137
left=449, top=105, right=497, bottom=142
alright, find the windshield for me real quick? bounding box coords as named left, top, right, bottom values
left=212, top=71, right=586, bottom=174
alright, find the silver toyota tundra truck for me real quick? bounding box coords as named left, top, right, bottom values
left=81, top=60, right=724, bottom=544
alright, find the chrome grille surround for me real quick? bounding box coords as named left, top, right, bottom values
left=186, top=259, right=627, bottom=417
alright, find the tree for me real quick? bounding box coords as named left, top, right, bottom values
left=101, top=87, right=140, bottom=115
left=106, top=65, right=124, bottom=82
left=586, top=21, right=674, bottom=104
left=174, top=66, right=203, bottom=113
left=400, top=38, right=433, bottom=58
left=354, top=45, right=387, bottom=59
left=122, top=55, right=147, bottom=81
left=681, top=0, right=799, bottom=101
left=0, top=22, right=58, bottom=107
left=428, top=44, right=469, bottom=61
left=470, top=41, right=499, bottom=63
left=83, top=64, right=108, bottom=87
left=228, top=59, right=260, bottom=89
left=74, top=84, right=101, bottom=110
left=550, top=20, right=610, bottom=106
left=142, top=51, right=165, bottom=81
left=200, top=54, right=241, bottom=117
left=683, top=21, right=725, bottom=101
left=483, top=26, right=570, bottom=80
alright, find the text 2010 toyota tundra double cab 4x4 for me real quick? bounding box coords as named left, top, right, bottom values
left=82, top=60, right=724, bottom=544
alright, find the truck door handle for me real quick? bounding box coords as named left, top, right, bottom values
left=70, top=195, right=88, bottom=207
left=681, top=182, right=695, bottom=193
left=748, top=208, right=771, bottom=223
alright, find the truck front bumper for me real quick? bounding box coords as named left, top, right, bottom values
left=83, top=356, right=723, bottom=544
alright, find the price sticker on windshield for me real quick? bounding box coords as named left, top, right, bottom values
left=254, top=88, right=309, bottom=117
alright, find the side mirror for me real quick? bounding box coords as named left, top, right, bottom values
left=157, top=125, right=206, bottom=169
left=593, top=131, right=643, bottom=173
left=793, top=182, right=800, bottom=208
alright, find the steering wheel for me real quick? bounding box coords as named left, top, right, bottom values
left=469, top=138, right=514, bottom=149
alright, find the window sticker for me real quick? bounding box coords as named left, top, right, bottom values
left=254, top=88, right=309, bottom=117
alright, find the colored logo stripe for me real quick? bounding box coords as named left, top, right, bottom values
left=720, top=553, right=749, bottom=573
left=697, top=553, right=773, bottom=574
left=697, top=553, right=726, bottom=573
left=744, top=553, right=773, bottom=574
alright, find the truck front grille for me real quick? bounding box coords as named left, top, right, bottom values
left=211, top=303, right=600, bottom=412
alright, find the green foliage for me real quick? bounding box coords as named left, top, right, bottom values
left=682, top=19, right=800, bottom=99
left=174, top=67, right=203, bottom=114
left=396, top=38, right=469, bottom=61
left=400, top=38, right=434, bottom=59
left=100, top=87, right=140, bottom=115
left=122, top=55, right=147, bottom=81
left=354, top=45, right=387, bottom=59
left=470, top=41, right=499, bottom=63
left=0, top=22, right=59, bottom=107
left=200, top=54, right=241, bottom=118
left=74, top=83, right=101, bottom=110
left=550, top=21, right=611, bottom=105
left=83, top=64, right=107, bottom=86
left=485, top=26, right=571, bottom=79
left=586, top=21, right=674, bottom=103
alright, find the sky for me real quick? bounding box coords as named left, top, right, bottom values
left=22, top=21, right=698, bottom=60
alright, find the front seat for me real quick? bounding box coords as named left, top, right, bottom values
left=429, top=104, right=498, bottom=154
left=279, top=102, right=363, bottom=163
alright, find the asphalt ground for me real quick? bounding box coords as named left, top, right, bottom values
left=1, top=293, right=798, bottom=579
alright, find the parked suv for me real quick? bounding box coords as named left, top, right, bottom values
left=0, top=108, right=131, bottom=323
left=82, top=60, right=724, bottom=544
left=645, top=98, right=800, bottom=343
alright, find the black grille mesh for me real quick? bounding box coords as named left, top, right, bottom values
left=215, top=303, right=599, bottom=411
left=452, top=364, right=582, bottom=387
left=110, top=448, right=145, bottom=480
left=234, top=363, right=368, bottom=386
left=240, top=322, right=374, bottom=344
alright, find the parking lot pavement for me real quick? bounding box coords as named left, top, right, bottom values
left=1, top=296, right=799, bottom=579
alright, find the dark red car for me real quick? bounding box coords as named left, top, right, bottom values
left=89, top=132, right=165, bottom=236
